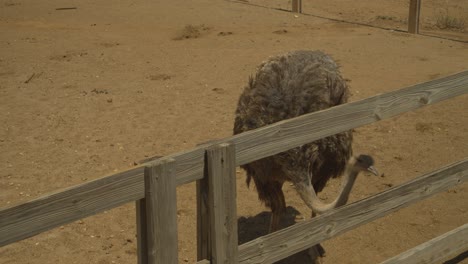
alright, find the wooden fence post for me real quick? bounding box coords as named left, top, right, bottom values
left=196, top=170, right=210, bottom=261
left=136, top=199, right=148, bottom=264
left=197, top=143, right=238, bottom=263
left=408, top=0, right=421, bottom=33
left=136, top=158, right=178, bottom=264
left=292, top=0, right=302, bottom=13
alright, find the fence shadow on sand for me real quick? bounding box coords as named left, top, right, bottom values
left=237, top=206, right=312, bottom=263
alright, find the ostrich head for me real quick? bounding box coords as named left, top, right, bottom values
left=352, top=154, right=379, bottom=176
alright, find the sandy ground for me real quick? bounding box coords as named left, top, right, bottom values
left=1, top=0, right=468, bottom=263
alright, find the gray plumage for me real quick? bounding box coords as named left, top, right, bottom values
left=233, top=50, right=353, bottom=230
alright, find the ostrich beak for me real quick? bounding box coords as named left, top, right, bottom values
left=367, top=166, right=379, bottom=176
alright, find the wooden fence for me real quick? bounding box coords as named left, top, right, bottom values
left=290, top=0, right=422, bottom=34
left=1, top=71, right=468, bottom=263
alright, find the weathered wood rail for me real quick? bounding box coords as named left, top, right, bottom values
left=238, top=159, right=468, bottom=263
left=1, top=71, right=468, bottom=263
left=381, top=223, right=468, bottom=264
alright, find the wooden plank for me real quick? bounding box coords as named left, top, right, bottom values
left=144, top=158, right=178, bottom=264
left=0, top=166, right=145, bottom=247
left=408, top=0, right=421, bottom=34
left=237, top=159, right=468, bottom=263
left=381, top=223, right=468, bottom=264
left=292, top=0, right=302, bottom=13
left=231, top=70, right=468, bottom=167
left=136, top=199, right=148, bottom=264
left=206, top=144, right=238, bottom=264
left=196, top=173, right=211, bottom=261
left=1, top=71, right=468, bottom=247
left=168, top=70, right=468, bottom=185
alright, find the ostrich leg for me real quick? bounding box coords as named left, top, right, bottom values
left=307, top=210, right=326, bottom=264
left=268, top=181, right=286, bottom=233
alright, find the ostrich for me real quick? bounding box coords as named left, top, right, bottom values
left=233, top=50, right=378, bottom=261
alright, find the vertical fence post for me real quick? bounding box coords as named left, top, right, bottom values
left=408, top=0, right=421, bottom=34
left=292, top=0, right=302, bottom=13
left=197, top=169, right=210, bottom=261
left=136, top=199, right=148, bottom=264
left=197, top=143, right=238, bottom=263
left=136, top=158, right=178, bottom=264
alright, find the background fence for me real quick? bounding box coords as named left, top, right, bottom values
left=289, top=0, right=421, bottom=33
left=1, top=71, right=468, bottom=263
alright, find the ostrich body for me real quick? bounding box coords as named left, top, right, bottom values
left=233, top=50, right=377, bottom=237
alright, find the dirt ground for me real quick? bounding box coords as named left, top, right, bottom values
left=1, top=0, right=467, bottom=263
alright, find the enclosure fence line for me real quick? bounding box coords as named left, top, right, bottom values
left=1, top=71, right=468, bottom=263
left=289, top=0, right=421, bottom=34
left=227, top=0, right=467, bottom=43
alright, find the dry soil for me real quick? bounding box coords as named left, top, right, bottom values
left=1, top=0, right=467, bottom=263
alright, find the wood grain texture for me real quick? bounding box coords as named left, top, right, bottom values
left=197, top=171, right=211, bottom=260
left=206, top=144, right=238, bottom=264
left=136, top=199, right=148, bottom=264
left=381, top=223, right=468, bottom=264
left=0, top=166, right=145, bottom=247
left=169, top=70, right=468, bottom=185
left=1, top=71, right=468, bottom=247
left=230, top=70, right=468, bottom=167
left=144, top=159, right=178, bottom=264
left=408, top=0, right=421, bottom=34
left=237, top=159, right=468, bottom=263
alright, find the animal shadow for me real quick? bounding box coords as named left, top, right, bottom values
left=443, top=250, right=468, bottom=264
left=237, top=206, right=313, bottom=263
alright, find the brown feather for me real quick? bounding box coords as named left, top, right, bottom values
left=233, top=50, right=353, bottom=208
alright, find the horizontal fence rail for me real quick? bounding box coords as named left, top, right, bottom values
left=381, top=223, right=468, bottom=264
left=238, top=158, right=468, bottom=263
left=1, top=71, right=468, bottom=247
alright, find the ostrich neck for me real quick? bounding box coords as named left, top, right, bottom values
left=331, top=168, right=359, bottom=208
left=299, top=165, right=360, bottom=214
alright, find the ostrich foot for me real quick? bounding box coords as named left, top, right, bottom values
left=308, top=244, right=326, bottom=264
